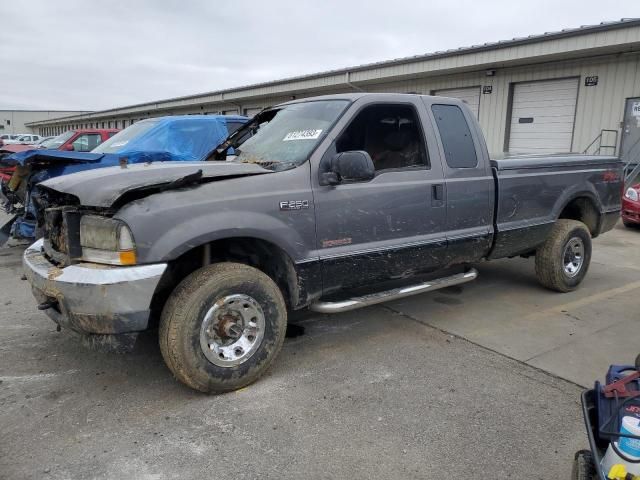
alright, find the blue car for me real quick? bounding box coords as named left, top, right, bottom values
left=0, top=115, right=247, bottom=243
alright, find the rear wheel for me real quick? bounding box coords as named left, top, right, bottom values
left=535, top=219, right=592, bottom=292
left=159, top=262, right=287, bottom=393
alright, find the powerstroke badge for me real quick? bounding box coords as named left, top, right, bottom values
left=279, top=200, right=310, bottom=211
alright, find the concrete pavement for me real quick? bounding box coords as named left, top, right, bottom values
left=0, top=221, right=638, bottom=478
left=387, top=222, right=640, bottom=387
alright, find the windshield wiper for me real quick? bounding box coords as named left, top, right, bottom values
left=205, top=108, right=273, bottom=161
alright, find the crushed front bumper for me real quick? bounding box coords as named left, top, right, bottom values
left=23, top=239, right=167, bottom=339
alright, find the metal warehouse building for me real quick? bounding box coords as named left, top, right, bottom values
left=28, top=19, right=640, bottom=161
left=1, top=110, right=90, bottom=135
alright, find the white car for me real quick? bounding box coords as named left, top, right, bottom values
left=2, top=134, right=42, bottom=145
left=0, top=134, right=22, bottom=142
left=34, top=136, right=54, bottom=147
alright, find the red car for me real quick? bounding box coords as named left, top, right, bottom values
left=0, top=128, right=119, bottom=180
left=37, top=128, right=119, bottom=152
left=0, top=128, right=119, bottom=155
left=622, top=183, right=640, bottom=228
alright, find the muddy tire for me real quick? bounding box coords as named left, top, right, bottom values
left=571, top=450, right=597, bottom=480
left=159, top=262, right=287, bottom=393
left=535, top=219, right=592, bottom=292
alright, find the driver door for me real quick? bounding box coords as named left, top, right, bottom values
left=311, top=97, right=448, bottom=295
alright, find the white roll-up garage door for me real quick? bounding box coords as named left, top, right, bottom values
left=507, top=78, right=579, bottom=154
left=434, top=87, right=481, bottom=119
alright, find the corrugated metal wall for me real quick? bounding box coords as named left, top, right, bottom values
left=37, top=53, right=640, bottom=157
left=364, top=53, right=640, bottom=155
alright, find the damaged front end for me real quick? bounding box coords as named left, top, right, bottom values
left=22, top=162, right=273, bottom=351
left=0, top=151, right=107, bottom=245
left=0, top=165, right=34, bottom=245
left=23, top=190, right=168, bottom=351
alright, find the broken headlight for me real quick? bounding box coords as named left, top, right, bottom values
left=80, top=215, right=137, bottom=265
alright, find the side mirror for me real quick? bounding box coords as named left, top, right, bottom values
left=63, top=144, right=74, bottom=151
left=321, top=151, right=375, bottom=185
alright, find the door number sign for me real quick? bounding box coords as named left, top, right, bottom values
left=585, top=76, right=598, bottom=86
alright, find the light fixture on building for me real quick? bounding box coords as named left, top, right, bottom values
left=485, top=69, right=496, bottom=77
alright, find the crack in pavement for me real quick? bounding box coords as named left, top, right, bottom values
left=381, top=303, right=586, bottom=390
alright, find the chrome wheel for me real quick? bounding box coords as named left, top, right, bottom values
left=199, top=294, right=265, bottom=367
left=563, top=237, right=584, bottom=278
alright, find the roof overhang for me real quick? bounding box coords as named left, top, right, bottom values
left=27, top=18, right=640, bottom=127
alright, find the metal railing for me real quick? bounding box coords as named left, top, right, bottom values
left=582, top=129, right=619, bottom=156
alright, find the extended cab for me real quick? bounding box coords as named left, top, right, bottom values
left=23, top=93, right=623, bottom=393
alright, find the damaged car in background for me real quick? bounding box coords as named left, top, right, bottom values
left=22, top=93, right=622, bottom=393
left=0, top=115, right=247, bottom=245
left=0, top=129, right=119, bottom=166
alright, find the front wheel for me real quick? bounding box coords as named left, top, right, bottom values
left=159, top=262, right=287, bottom=393
left=535, top=219, right=592, bottom=292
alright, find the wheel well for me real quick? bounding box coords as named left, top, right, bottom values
left=149, top=238, right=299, bottom=326
left=558, top=197, right=600, bottom=236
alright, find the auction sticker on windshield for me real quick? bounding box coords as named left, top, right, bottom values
left=283, top=129, right=323, bottom=141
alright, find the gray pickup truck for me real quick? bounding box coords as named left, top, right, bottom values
left=23, top=93, right=622, bottom=393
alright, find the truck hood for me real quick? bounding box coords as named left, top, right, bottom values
left=39, top=161, right=273, bottom=208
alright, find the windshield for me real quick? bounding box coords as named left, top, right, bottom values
left=92, top=120, right=159, bottom=154
left=232, top=100, right=348, bottom=170
left=44, top=130, right=75, bottom=149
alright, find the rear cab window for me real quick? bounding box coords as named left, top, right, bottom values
left=431, top=104, right=478, bottom=168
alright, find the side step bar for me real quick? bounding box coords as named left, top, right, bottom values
left=309, top=268, right=478, bottom=314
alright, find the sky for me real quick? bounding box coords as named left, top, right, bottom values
left=0, top=0, right=638, bottom=111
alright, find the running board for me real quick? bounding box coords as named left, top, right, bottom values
left=309, top=268, right=478, bottom=314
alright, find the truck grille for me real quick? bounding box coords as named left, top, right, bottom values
left=44, top=208, right=67, bottom=254
left=42, top=207, right=81, bottom=265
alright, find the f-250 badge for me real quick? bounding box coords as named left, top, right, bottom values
left=279, top=200, right=310, bottom=211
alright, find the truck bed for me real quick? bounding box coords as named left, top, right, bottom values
left=489, top=153, right=622, bottom=259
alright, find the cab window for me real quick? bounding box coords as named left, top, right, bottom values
left=431, top=104, right=478, bottom=168
left=72, top=133, right=102, bottom=152
left=336, top=104, right=429, bottom=171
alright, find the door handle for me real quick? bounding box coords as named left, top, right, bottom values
left=432, top=184, right=444, bottom=201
